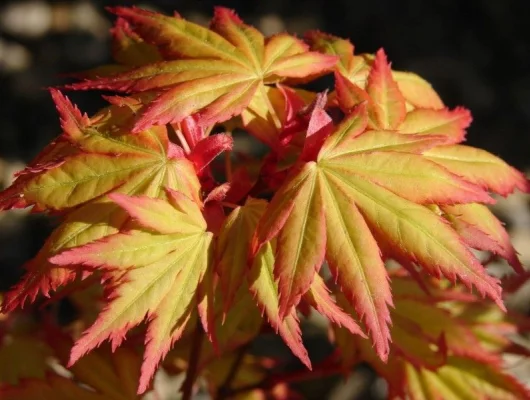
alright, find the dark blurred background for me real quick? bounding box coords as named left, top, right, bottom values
left=1, top=0, right=529, bottom=166
left=0, top=1, right=529, bottom=398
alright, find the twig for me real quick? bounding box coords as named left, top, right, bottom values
left=225, top=361, right=345, bottom=397
left=217, top=343, right=250, bottom=399
left=181, top=322, right=204, bottom=400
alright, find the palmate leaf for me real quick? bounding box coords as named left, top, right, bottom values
left=2, top=6, right=529, bottom=398
left=404, top=357, right=529, bottom=400
left=333, top=275, right=530, bottom=400
left=306, top=31, right=444, bottom=110
left=0, top=90, right=200, bottom=212
left=367, top=352, right=530, bottom=400
left=254, top=91, right=511, bottom=360
left=0, top=320, right=142, bottom=400
left=51, top=189, right=213, bottom=394
left=0, top=91, right=201, bottom=313
left=216, top=197, right=362, bottom=368
left=68, top=7, right=337, bottom=137
left=1, top=345, right=142, bottom=400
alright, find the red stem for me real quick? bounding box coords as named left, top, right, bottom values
left=226, top=360, right=346, bottom=396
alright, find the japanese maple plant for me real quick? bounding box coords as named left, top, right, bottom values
left=2, top=6, right=530, bottom=399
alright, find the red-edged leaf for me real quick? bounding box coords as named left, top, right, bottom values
left=443, top=203, right=524, bottom=273
left=398, top=107, right=472, bottom=144
left=254, top=162, right=326, bottom=319
left=326, top=151, right=494, bottom=205
left=111, top=17, right=162, bottom=66
left=305, top=31, right=355, bottom=77
left=332, top=173, right=503, bottom=308
left=304, top=275, right=365, bottom=336
left=334, top=71, right=379, bottom=128
left=51, top=193, right=213, bottom=394
left=425, top=145, right=530, bottom=196
left=318, top=102, right=368, bottom=158
left=306, top=31, right=444, bottom=111
left=109, top=193, right=201, bottom=234
left=392, top=70, right=444, bottom=110
left=210, top=7, right=264, bottom=72
left=0, top=102, right=199, bottom=211
left=320, top=173, right=393, bottom=359
left=197, top=262, right=217, bottom=347
left=405, top=356, right=530, bottom=400
left=255, top=104, right=508, bottom=360
left=68, top=7, right=336, bottom=135
left=366, top=49, right=406, bottom=130
left=110, top=6, right=244, bottom=61
left=305, top=31, right=371, bottom=88
left=248, top=241, right=311, bottom=369
left=216, top=198, right=266, bottom=311
left=49, top=89, right=90, bottom=141
left=1, top=100, right=201, bottom=313
left=188, top=134, right=233, bottom=174
left=300, top=95, right=334, bottom=162
left=274, top=163, right=326, bottom=318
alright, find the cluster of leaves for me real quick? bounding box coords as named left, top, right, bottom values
left=1, top=6, right=530, bottom=399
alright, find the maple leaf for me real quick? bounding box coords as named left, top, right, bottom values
left=216, top=198, right=265, bottom=311
left=50, top=189, right=213, bottom=394
left=216, top=198, right=310, bottom=367
left=0, top=345, right=142, bottom=400
left=397, top=106, right=472, bottom=144
left=249, top=239, right=311, bottom=369
left=403, top=356, right=530, bottom=400
left=333, top=275, right=530, bottom=400
left=110, top=18, right=162, bottom=67
left=0, top=313, right=143, bottom=400
left=0, top=335, right=52, bottom=386
left=66, top=7, right=337, bottom=136
left=333, top=56, right=475, bottom=145
left=443, top=203, right=524, bottom=273
left=424, top=144, right=530, bottom=196
left=254, top=96, right=505, bottom=361
left=0, top=90, right=200, bottom=212
left=306, top=31, right=444, bottom=110
left=2, top=6, right=529, bottom=399
left=240, top=85, right=315, bottom=150
left=76, top=17, right=163, bottom=81
left=0, top=90, right=201, bottom=313
left=163, top=286, right=264, bottom=374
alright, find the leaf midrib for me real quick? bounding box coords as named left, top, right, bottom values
left=282, top=171, right=318, bottom=312
left=26, top=159, right=159, bottom=192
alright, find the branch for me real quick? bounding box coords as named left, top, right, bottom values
left=224, top=358, right=346, bottom=397
left=216, top=343, right=250, bottom=399
left=180, top=322, right=204, bottom=400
